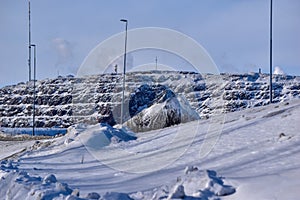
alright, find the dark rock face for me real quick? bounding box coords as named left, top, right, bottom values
left=129, top=84, right=175, bottom=117
left=163, top=98, right=182, bottom=127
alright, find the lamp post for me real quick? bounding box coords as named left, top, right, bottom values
left=30, top=44, right=36, bottom=136
left=28, top=0, right=32, bottom=81
left=120, top=19, right=128, bottom=125
left=269, top=0, right=273, bottom=103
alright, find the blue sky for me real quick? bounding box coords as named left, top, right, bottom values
left=1, top=0, right=299, bottom=87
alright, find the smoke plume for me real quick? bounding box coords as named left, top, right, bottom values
left=52, top=38, right=74, bottom=70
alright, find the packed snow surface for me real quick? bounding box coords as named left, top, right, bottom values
left=1, top=99, right=300, bottom=199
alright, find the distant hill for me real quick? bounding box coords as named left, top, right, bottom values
left=0, top=71, right=299, bottom=128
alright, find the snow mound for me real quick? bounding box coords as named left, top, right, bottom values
left=1, top=160, right=103, bottom=200
left=125, top=85, right=200, bottom=132
left=169, top=168, right=235, bottom=199
left=0, top=168, right=75, bottom=200
left=79, top=123, right=137, bottom=149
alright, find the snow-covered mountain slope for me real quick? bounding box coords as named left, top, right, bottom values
left=1, top=99, right=299, bottom=199
left=0, top=71, right=300, bottom=128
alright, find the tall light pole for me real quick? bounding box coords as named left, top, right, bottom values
left=28, top=0, right=32, bottom=81
left=120, top=19, right=128, bottom=125
left=269, top=0, right=273, bottom=103
left=30, top=44, right=36, bottom=136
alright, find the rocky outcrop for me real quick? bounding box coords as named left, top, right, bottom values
left=125, top=84, right=200, bottom=132
left=128, top=84, right=176, bottom=117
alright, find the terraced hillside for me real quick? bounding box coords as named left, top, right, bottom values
left=0, top=71, right=299, bottom=128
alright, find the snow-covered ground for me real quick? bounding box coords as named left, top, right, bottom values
left=1, top=99, right=300, bottom=199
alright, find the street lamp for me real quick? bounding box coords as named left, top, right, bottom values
left=120, top=19, right=128, bottom=125
left=30, top=44, right=36, bottom=136
left=269, top=0, right=273, bottom=103
left=28, top=0, right=32, bottom=81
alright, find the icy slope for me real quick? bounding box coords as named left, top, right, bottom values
left=1, top=99, right=299, bottom=199
left=1, top=71, right=299, bottom=128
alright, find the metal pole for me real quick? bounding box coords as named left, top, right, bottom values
left=270, top=0, right=273, bottom=103
left=155, top=56, right=158, bottom=71
left=31, top=44, right=36, bottom=136
left=120, top=19, right=128, bottom=125
left=28, top=0, right=31, bottom=81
